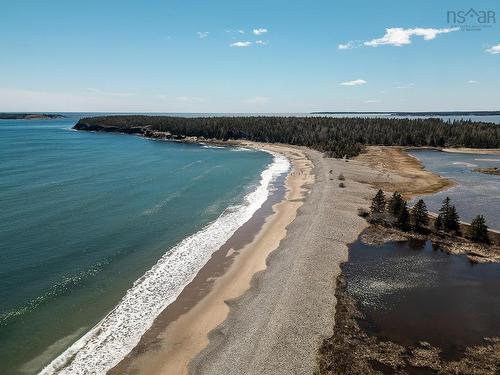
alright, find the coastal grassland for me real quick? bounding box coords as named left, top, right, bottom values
left=74, top=115, right=500, bottom=158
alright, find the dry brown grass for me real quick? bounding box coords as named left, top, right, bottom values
left=354, top=146, right=455, bottom=199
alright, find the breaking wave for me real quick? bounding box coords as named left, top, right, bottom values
left=39, top=152, right=290, bottom=375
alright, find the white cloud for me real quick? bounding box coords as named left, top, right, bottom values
left=485, top=44, right=500, bottom=54
left=338, top=41, right=357, bottom=50
left=364, top=27, right=459, bottom=47
left=253, top=28, right=268, bottom=35
left=226, top=29, right=245, bottom=34
left=340, top=79, right=367, bottom=86
left=364, top=99, right=380, bottom=103
left=467, top=80, right=478, bottom=84
left=255, top=40, right=268, bottom=45
left=197, top=31, right=209, bottom=39
left=230, top=41, right=252, bottom=47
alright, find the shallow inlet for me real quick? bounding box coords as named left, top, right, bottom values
left=345, top=238, right=500, bottom=355
left=407, top=149, right=500, bottom=230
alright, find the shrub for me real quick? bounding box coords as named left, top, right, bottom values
left=357, top=207, right=370, bottom=218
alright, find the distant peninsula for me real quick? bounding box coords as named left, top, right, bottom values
left=74, top=115, right=500, bottom=158
left=310, top=111, right=500, bottom=117
left=0, top=113, right=65, bottom=120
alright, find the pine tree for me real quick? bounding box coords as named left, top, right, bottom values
left=434, top=214, right=443, bottom=231
left=438, top=197, right=461, bottom=234
left=387, top=192, right=404, bottom=217
left=439, top=197, right=452, bottom=221
left=447, top=205, right=461, bottom=235
left=469, top=215, right=490, bottom=244
left=370, top=189, right=386, bottom=214
left=397, top=200, right=411, bottom=231
left=411, top=199, right=429, bottom=232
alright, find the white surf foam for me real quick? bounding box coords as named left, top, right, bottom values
left=39, top=152, right=290, bottom=375
left=201, top=144, right=225, bottom=149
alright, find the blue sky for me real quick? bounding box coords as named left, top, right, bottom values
left=1, top=0, right=499, bottom=112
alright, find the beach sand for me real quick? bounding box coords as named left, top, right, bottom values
left=442, top=147, right=500, bottom=155
left=111, top=144, right=451, bottom=375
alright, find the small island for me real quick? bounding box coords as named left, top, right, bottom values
left=474, top=167, right=500, bottom=176
left=0, top=113, right=65, bottom=120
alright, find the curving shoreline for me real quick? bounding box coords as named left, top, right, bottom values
left=38, top=139, right=288, bottom=374
left=109, top=142, right=313, bottom=374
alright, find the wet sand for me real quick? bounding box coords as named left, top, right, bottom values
left=442, top=147, right=500, bottom=155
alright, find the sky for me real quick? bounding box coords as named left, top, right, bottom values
left=1, top=0, right=499, bottom=113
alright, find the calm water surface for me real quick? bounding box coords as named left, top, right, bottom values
left=346, top=239, right=500, bottom=353
left=408, top=149, right=500, bottom=229
left=0, top=116, right=271, bottom=374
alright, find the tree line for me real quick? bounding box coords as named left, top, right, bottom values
left=370, top=190, right=491, bottom=244
left=75, top=115, right=500, bottom=158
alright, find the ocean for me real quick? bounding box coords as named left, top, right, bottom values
left=0, top=115, right=287, bottom=374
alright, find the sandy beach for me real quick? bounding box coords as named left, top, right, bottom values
left=110, top=143, right=313, bottom=374
left=109, top=143, right=452, bottom=375
left=442, top=147, right=500, bottom=155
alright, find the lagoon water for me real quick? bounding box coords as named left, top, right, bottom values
left=0, top=116, right=274, bottom=374
left=408, top=149, right=500, bottom=229
left=346, top=239, right=500, bottom=352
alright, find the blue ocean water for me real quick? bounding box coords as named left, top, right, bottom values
left=0, top=115, right=273, bottom=374
left=408, top=150, right=500, bottom=229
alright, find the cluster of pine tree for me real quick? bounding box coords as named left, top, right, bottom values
left=76, top=115, right=500, bottom=158
left=370, top=190, right=423, bottom=231
left=370, top=190, right=490, bottom=244
left=434, top=197, right=461, bottom=234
